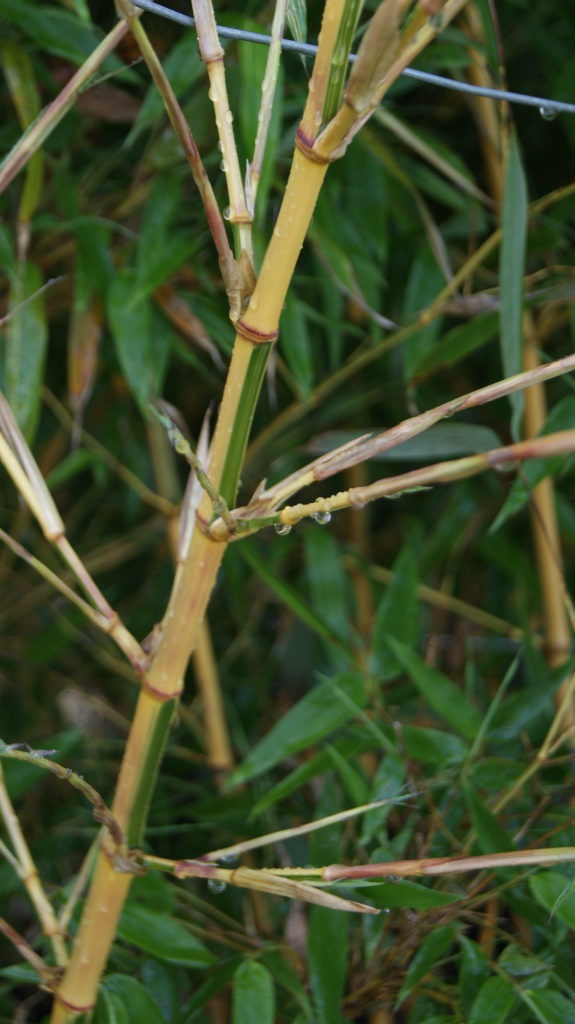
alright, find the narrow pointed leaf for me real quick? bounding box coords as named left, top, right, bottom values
left=500, top=132, right=527, bottom=441
left=232, top=961, right=275, bottom=1024
left=6, top=261, right=47, bottom=440
left=118, top=905, right=216, bottom=967
left=227, top=673, right=366, bottom=786
left=468, top=976, right=515, bottom=1024
left=385, top=638, right=482, bottom=740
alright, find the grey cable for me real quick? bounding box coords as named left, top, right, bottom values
left=130, top=0, right=575, bottom=119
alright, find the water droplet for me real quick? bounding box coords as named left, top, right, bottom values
left=207, top=878, right=227, bottom=894
left=539, top=104, right=558, bottom=121
left=220, top=159, right=230, bottom=173
left=313, top=510, right=331, bottom=525
left=208, top=88, right=215, bottom=102
left=224, top=109, right=234, bottom=124
left=217, top=140, right=223, bottom=151
left=274, top=523, right=291, bottom=536
left=220, top=852, right=239, bottom=866
left=223, top=206, right=231, bottom=221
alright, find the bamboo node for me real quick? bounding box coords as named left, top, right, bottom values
left=295, top=130, right=331, bottom=164
left=140, top=676, right=184, bottom=702
left=234, top=320, right=279, bottom=345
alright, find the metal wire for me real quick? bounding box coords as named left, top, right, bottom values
left=131, top=0, right=575, bottom=118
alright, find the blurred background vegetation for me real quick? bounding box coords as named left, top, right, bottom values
left=1, top=0, right=575, bottom=1021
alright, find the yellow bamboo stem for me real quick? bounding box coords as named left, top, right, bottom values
left=51, top=855, right=132, bottom=1019
left=194, top=624, right=235, bottom=771
left=523, top=320, right=575, bottom=724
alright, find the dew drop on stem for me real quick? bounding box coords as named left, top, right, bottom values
left=539, top=105, right=558, bottom=121
left=223, top=206, right=231, bottom=221
left=313, top=510, right=331, bottom=525
left=207, top=878, right=227, bottom=894
left=274, top=523, right=291, bottom=536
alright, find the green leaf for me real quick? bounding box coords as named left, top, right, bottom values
left=401, top=725, right=468, bottom=765
left=500, top=131, right=528, bottom=441
left=107, top=268, right=171, bottom=409
left=355, top=879, right=460, bottom=910
left=286, top=0, right=307, bottom=46
left=523, top=989, right=575, bottom=1024
left=238, top=541, right=345, bottom=646
left=0, top=0, right=123, bottom=68
left=413, top=310, right=499, bottom=379
left=97, top=976, right=164, bottom=1024
left=308, top=904, right=348, bottom=1024
left=530, top=871, right=575, bottom=929
left=232, top=961, right=275, bottom=1024
left=6, top=260, right=48, bottom=440
left=136, top=171, right=194, bottom=296
left=403, top=241, right=445, bottom=380
left=227, top=673, right=367, bottom=787
left=252, top=735, right=375, bottom=814
left=93, top=986, right=129, bottom=1024
left=307, top=422, right=502, bottom=462
left=462, top=780, right=515, bottom=855
left=491, top=395, right=575, bottom=531
left=396, top=924, right=455, bottom=1006
left=238, top=19, right=283, bottom=226
left=361, top=752, right=406, bottom=843
left=304, top=527, right=353, bottom=643
left=127, top=30, right=206, bottom=144
left=280, top=292, right=314, bottom=398
left=117, top=904, right=216, bottom=967
left=385, top=638, right=482, bottom=740
left=372, top=545, right=418, bottom=680
left=458, top=937, right=490, bottom=1012
left=468, top=976, right=515, bottom=1024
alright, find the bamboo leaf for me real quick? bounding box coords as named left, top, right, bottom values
left=412, top=310, right=500, bottom=380
left=462, top=780, right=515, bottom=855
left=226, top=673, right=367, bottom=787
left=500, top=132, right=528, bottom=441
left=237, top=541, right=345, bottom=646
left=350, top=879, right=460, bottom=909
left=523, top=989, right=575, bottom=1024
left=117, top=905, right=216, bottom=967
left=396, top=925, right=455, bottom=1006
left=458, top=937, right=490, bottom=1013
left=286, top=0, right=307, bottom=46
left=0, top=0, right=124, bottom=68
left=491, top=395, right=575, bottom=531
left=385, top=638, right=482, bottom=740
left=107, top=268, right=171, bottom=410
left=468, top=976, right=515, bottom=1024
left=127, top=30, right=206, bottom=144
left=322, top=0, right=363, bottom=124
left=401, top=725, right=468, bottom=765
left=308, top=904, right=348, bottom=1024
left=5, top=261, right=48, bottom=440
left=372, top=545, right=418, bottom=680
left=97, top=976, right=164, bottom=1024
left=530, top=871, right=575, bottom=929
left=232, top=961, right=275, bottom=1024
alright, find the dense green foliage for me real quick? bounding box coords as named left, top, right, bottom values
left=1, top=1, right=575, bottom=1021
